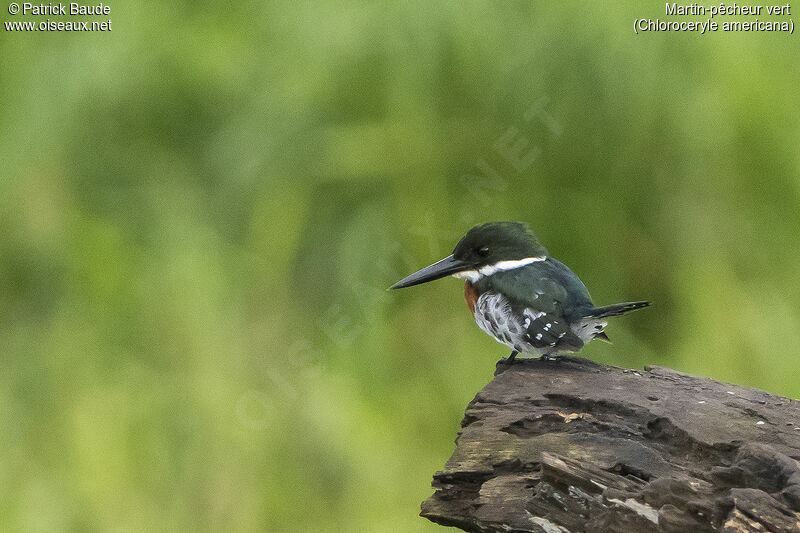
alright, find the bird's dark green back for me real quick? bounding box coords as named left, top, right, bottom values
left=474, top=258, right=594, bottom=321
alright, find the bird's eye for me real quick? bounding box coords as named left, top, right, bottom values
left=477, top=246, right=490, bottom=257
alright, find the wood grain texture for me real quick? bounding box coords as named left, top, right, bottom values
left=421, top=357, right=800, bottom=532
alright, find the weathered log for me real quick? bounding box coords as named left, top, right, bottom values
left=421, top=356, right=800, bottom=532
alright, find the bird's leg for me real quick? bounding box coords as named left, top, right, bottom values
left=506, top=350, right=518, bottom=364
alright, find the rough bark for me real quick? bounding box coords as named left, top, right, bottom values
left=421, top=356, right=800, bottom=532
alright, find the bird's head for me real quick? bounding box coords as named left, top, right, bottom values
left=390, top=222, right=548, bottom=289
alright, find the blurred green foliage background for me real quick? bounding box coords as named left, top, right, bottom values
left=2, top=2, right=799, bottom=531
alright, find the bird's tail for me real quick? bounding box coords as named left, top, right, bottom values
left=584, top=301, right=650, bottom=318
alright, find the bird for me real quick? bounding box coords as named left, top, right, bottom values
left=390, top=222, right=649, bottom=363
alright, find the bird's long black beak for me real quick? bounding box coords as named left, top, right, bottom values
left=389, top=254, right=472, bottom=289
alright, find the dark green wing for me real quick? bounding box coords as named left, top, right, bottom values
left=480, top=258, right=594, bottom=319
left=478, top=258, right=593, bottom=351
left=514, top=301, right=584, bottom=351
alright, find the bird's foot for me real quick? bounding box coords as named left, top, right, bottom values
left=499, top=350, right=519, bottom=365
left=540, top=353, right=562, bottom=362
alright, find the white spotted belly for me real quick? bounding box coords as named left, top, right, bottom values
left=472, top=292, right=606, bottom=356
left=472, top=292, right=548, bottom=355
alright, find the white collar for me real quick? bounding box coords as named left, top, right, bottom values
left=452, top=256, right=546, bottom=283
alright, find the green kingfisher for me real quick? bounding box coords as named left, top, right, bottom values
left=390, top=222, right=649, bottom=362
